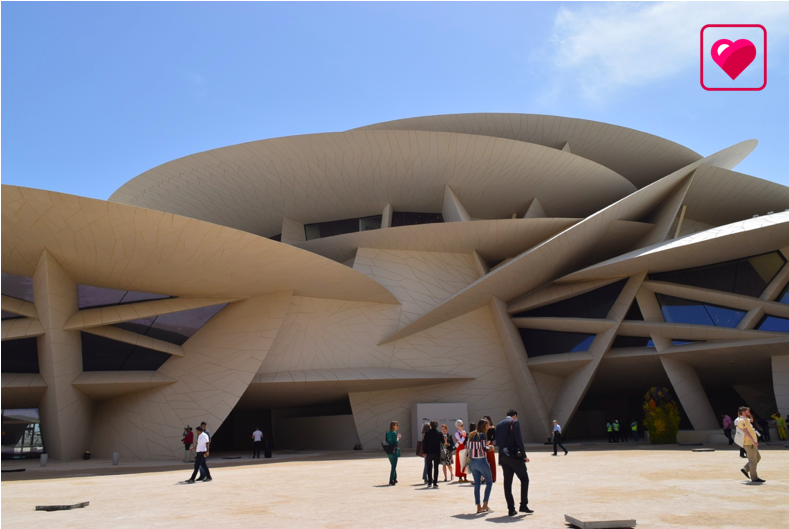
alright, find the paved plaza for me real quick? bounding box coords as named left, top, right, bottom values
left=2, top=444, right=788, bottom=528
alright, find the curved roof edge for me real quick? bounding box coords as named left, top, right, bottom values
left=352, top=113, right=703, bottom=189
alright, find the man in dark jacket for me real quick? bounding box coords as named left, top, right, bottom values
left=495, top=410, right=532, bottom=516
left=423, top=420, right=444, bottom=488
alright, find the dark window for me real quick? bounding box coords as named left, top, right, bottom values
left=611, top=336, right=654, bottom=348
left=2, top=408, right=44, bottom=459
left=672, top=340, right=700, bottom=346
left=77, top=285, right=171, bottom=310
left=778, top=283, right=789, bottom=304
left=390, top=212, right=443, bottom=227
left=513, top=279, right=627, bottom=319
left=649, top=251, right=785, bottom=298
left=655, top=294, right=746, bottom=328
left=1, top=338, right=39, bottom=373
left=624, top=299, right=644, bottom=320
left=757, top=315, right=789, bottom=332
left=270, top=234, right=282, bottom=242
left=114, top=303, right=227, bottom=346
left=2, top=310, right=23, bottom=321
left=518, top=328, right=595, bottom=357
left=80, top=333, right=170, bottom=371
left=1, top=273, right=34, bottom=302
left=304, top=215, right=383, bottom=240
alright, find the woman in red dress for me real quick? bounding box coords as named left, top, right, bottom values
left=484, top=416, right=497, bottom=483
left=454, top=419, right=468, bottom=481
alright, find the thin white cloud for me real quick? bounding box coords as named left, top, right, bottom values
left=544, top=1, right=789, bottom=101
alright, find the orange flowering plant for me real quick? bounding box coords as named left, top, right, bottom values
left=642, top=386, right=681, bottom=444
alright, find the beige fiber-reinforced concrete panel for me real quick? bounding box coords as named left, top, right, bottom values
left=354, top=113, right=702, bottom=189
left=1, top=185, right=396, bottom=305
left=562, top=212, right=789, bottom=283
left=110, top=130, right=635, bottom=236
left=353, top=248, right=480, bottom=329
left=294, top=218, right=579, bottom=264
left=382, top=158, right=698, bottom=344
left=88, top=291, right=292, bottom=460
left=1, top=373, right=47, bottom=409
left=34, top=250, right=94, bottom=461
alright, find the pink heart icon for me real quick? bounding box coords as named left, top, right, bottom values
left=711, top=39, right=757, bottom=80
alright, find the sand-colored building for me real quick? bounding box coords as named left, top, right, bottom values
left=3, top=113, right=789, bottom=461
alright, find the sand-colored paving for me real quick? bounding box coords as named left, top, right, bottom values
left=2, top=445, right=788, bottom=528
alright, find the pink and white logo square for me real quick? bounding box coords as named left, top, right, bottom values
left=701, top=24, right=766, bottom=91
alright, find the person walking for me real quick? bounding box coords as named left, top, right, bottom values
left=183, top=426, right=194, bottom=463
left=612, top=420, right=620, bottom=442
left=551, top=420, right=568, bottom=456
left=495, top=410, right=532, bottom=516
left=467, top=419, right=494, bottom=513
left=630, top=420, right=639, bottom=442
left=454, top=420, right=469, bottom=482
left=484, top=416, right=497, bottom=483
left=196, top=422, right=211, bottom=480
left=606, top=421, right=614, bottom=443
left=440, top=424, right=455, bottom=482
left=386, top=421, right=401, bottom=486
left=772, top=413, right=786, bottom=441
left=722, top=414, right=734, bottom=445
left=251, top=427, right=263, bottom=458
left=419, top=421, right=431, bottom=483
left=737, top=406, right=765, bottom=483
left=423, top=420, right=443, bottom=488
left=185, top=426, right=212, bottom=483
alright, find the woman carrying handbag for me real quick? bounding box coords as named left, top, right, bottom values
left=454, top=419, right=469, bottom=482
left=440, top=424, right=456, bottom=482
left=385, top=421, right=401, bottom=486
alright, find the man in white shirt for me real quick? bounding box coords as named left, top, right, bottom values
left=551, top=420, right=568, bottom=456
left=185, top=426, right=212, bottom=483
left=251, top=428, right=264, bottom=458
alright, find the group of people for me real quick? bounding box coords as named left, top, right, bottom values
left=182, top=421, right=213, bottom=483
left=385, top=410, right=535, bottom=516
left=605, top=419, right=638, bottom=443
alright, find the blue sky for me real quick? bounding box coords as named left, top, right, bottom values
left=3, top=2, right=789, bottom=200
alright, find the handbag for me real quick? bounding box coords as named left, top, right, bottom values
left=382, top=442, right=396, bottom=454
left=458, top=448, right=470, bottom=469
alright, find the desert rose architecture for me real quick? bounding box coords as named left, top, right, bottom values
left=3, top=113, right=789, bottom=461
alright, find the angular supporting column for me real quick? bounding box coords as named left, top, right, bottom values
left=381, top=204, right=394, bottom=229
left=489, top=297, right=551, bottom=442
left=550, top=273, right=646, bottom=432
left=442, top=185, right=471, bottom=223
left=561, top=142, right=572, bottom=153
left=523, top=198, right=546, bottom=219
left=659, top=356, right=718, bottom=430
left=771, top=355, right=789, bottom=418
left=34, top=250, right=93, bottom=461
left=760, top=262, right=789, bottom=301
left=635, top=170, right=695, bottom=247
left=281, top=217, right=306, bottom=245
left=471, top=250, right=489, bottom=279
left=635, top=288, right=672, bottom=351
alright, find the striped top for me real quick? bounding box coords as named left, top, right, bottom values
left=467, top=432, right=488, bottom=459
